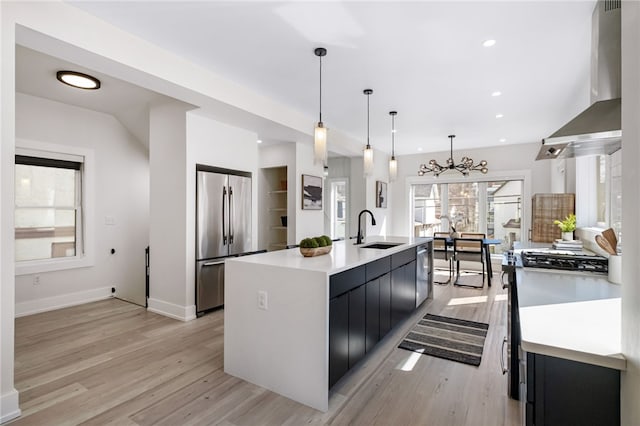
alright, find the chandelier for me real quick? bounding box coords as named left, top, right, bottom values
left=418, top=135, right=488, bottom=177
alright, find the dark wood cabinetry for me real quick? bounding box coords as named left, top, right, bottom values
left=328, top=245, right=429, bottom=389
left=525, top=352, right=620, bottom=426
left=328, top=293, right=349, bottom=388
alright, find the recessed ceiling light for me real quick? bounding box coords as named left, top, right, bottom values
left=482, top=39, right=496, bottom=48
left=491, top=91, right=502, bottom=97
left=495, top=113, right=504, bottom=119
left=56, top=70, right=101, bottom=90
left=256, top=139, right=263, bottom=144
left=417, top=147, right=423, bottom=152
left=499, top=138, right=507, bottom=143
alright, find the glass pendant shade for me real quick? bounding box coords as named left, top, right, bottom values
left=314, top=122, right=327, bottom=165
left=363, top=145, right=374, bottom=177
left=389, top=157, right=397, bottom=182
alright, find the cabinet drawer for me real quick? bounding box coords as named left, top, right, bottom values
left=330, top=265, right=366, bottom=298
left=366, top=256, right=391, bottom=281
left=391, top=247, right=416, bottom=269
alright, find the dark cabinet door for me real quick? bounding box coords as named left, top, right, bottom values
left=379, top=273, right=391, bottom=337
left=365, top=278, right=380, bottom=353
left=329, top=293, right=349, bottom=388
left=392, top=261, right=417, bottom=326
left=348, top=284, right=366, bottom=368
left=404, top=260, right=416, bottom=316
left=390, top=266, right=404, bottom=328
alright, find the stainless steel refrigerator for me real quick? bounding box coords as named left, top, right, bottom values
left=196, top=165, right=252, bottom=314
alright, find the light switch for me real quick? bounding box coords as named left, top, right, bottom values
left=258, top=291, right=268, bottom=310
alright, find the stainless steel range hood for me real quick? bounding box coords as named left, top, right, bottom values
left=537, top=0, right=621, bottom=161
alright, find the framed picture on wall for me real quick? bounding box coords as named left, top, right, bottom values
left=376, top=181, right=387, bottom=208
left=302, top=174, right=323, bottom=210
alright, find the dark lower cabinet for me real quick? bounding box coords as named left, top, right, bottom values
left=379, top=273, right=391, bottom=336
left=348, top=284, right=366, bottom=368
left=329, top=293, right=349, bottom=389
left=391, top=260, right=416, bottom=327
left=329, top=246, right=429, bottom=389
left=365, top=277, right=380, bottom=353
left=526, top=352, right=620, bottom=426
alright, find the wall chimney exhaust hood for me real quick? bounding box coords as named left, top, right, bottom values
left=537, top=0, right=621, bottom=161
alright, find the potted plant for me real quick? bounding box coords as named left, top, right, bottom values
left=299, top=235, right=332, bottom=257
left=554, top=214, right=576, bottom=241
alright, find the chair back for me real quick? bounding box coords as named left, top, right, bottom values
left=460, top=232, right=485, bottom=240
left=433, top=232, right=449, bottom=250
left=454, top=238, right=483, bottom=262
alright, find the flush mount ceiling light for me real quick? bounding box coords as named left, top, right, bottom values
left=313, top=47, right=328, bottom=165
left=388, top=111, right=398, bottom=182
left=56, top=70, right=101, bottom=90
left=418, top=135, right=488, bottom=177
left=363, top=89, right=374, bottom=177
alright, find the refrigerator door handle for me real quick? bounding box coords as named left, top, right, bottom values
left=222, top=186, right=227, bottom=245
left=229, top=186, right=234, bottom=244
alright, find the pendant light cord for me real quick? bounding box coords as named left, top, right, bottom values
left=391, top=114, right=395, bottom=157
left=319, top=54, right=322, bottom=122
left=366, top=92, right=370, bottom=148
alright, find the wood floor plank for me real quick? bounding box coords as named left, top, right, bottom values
left=10, top=269, right=523, bottom=426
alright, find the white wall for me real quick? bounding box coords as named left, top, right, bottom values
left=13, top=93, right=149, bottom=314
left=621, top=2, right=640, bottom=423
left=148, top=101, right=191, bottom=320
left=295, top=142, right=324, bottom=242
left=365, top=148, right=391, bottom=237
left=390, top=141, right=550, bottom=237
left=0, top=2, right=19, bottom=421
left=350, top=157, right=365, bottom=239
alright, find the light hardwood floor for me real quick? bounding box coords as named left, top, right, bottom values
left=11, top=265, right=523, bottom=425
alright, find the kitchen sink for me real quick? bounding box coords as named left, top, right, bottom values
left=359, top=242, right=403, bottom=249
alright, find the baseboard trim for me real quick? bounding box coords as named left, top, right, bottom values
left=0, top=388, right=21, bottom=424
left=15, top=287, right=112, bottom=317
left=147, top=298, right=196, bottom=322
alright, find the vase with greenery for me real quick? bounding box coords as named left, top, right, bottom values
left=554, top=214, right=576, bottom=241
left=299, top=235, right=332, bottom=257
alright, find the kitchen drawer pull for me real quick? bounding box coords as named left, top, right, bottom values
left=501, top=336, right=508, bottom=375
left=501, top=271, right=509, bottom=289
left=203, top=260, right=226, bottom=267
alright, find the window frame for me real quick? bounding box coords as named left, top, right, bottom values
left=15, top=139, right=95, bottom=275
left=407, top=169, right=532, bottom=255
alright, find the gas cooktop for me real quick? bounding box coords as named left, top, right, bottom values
left=520, top=250, right=608, bottom=273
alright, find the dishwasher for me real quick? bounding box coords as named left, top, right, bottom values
left=415, top=242, right=430, bottom=306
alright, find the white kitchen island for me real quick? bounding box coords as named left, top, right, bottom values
left=224, top=236, right=429, bottom=411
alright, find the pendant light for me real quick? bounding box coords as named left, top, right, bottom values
left=314, top=47, right=327, bottom=165
left=363, top=89, right=374, bottom=177
left=389, top=111, right=398, bottom=182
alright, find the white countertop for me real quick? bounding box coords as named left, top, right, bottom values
left=516, top=267, right=625, bottom=370
left=229, top=236, right=429, bottom=275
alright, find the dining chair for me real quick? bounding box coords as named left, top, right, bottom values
left=453, top=237, right=485, bottom=288
left=433, top=232, right=452, bottom=284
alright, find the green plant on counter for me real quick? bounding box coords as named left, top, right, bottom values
left=554, top=213, right=576, bottom=232
left=300, top=238, right=319, bottom=249
left=300, top=235, right=332, bottom=248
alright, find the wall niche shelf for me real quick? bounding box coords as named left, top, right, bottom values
left=261, top=166, right=289, bottom=251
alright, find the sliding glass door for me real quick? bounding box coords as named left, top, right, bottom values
left=412, top=179, right=523, bottom=254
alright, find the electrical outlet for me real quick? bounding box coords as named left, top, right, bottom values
left=257, top=291, right=268, bottom=310
left=33, top=275, right=40, bottom=285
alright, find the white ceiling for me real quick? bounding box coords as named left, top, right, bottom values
left=27, top=1, right=596, bottom=156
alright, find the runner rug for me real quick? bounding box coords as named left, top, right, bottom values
left=398, top=313, right=489, bottom=366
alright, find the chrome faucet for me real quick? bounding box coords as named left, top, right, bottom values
left=356, top=209, right=377, bottom=245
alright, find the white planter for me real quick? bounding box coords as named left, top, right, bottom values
left=562, top=231, right=574, bottom=241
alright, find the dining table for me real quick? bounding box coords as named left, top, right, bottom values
left=443, top=237, right=502, bottom=287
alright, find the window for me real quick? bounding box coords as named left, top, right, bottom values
left=15, top=153, right=84, bottom=263
left=411, top=178, right=524, bottom=254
